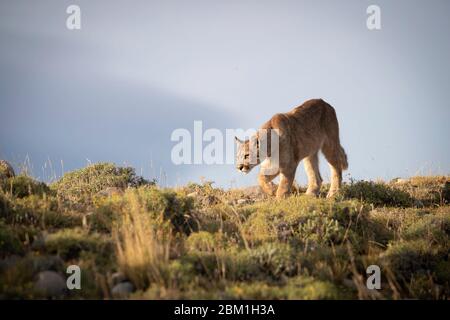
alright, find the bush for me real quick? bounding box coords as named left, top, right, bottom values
left=91, top=186, right=195, bottom=234
left=342, top=180, right=412, bottom=207
left=52, top=163, right=150, bottom=207
left=393, top=176, right=450, bottom=206
left=250, top=242, right=298, bottom=279
left=0, top=192, right=12, bottom=218
left=241, top=196, right=368, bottom=247
left=402, top=212, right=450, bottom=244
left=4, top=195, right=82, bottom=229
left=296, top=214, right=345, bottom=245
left=182, top=181, right=223, bottom=207
left=134, top=187, right=196, bottom=234
left=0, top=255, right=38, bottom=299
left=44, top=228, right=111, bottom=260
left=186, top=231, right=217, bottom=253
left=224, top=276, right=344, bottom=299
left=380, top=240, right=448, bottom=285
left=1, top=175, right=50, bottom=198
left=296, top=245, right=353, bottom=282
left=0, top=222, right=24, bottom=257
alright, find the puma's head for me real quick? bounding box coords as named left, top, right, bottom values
left=235, top=136, right=260, bottom=174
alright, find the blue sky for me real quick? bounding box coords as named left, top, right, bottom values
left=1, top=0, right=449, bottom=188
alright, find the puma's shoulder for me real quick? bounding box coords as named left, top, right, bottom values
left=265, top=113, right=289, bottom=130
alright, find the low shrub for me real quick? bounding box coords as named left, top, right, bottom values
left=0, top=222, right=24, bottom=256
left=393, top=176, right=450, bottom=206
left=241, top=196, right=368, bottom=248
left=186, top=231, right=217, bottom=253
left=341, top=180, right=412, bottom=207
left=52, top=162, right=150, bottom=207
left=5, top=195, right=82, bottom=229
left=402, top=212, right=450, bottom=244
left=379, top=239, right=449, bottom=287
left=224, top=276, right=344, bottom=299
left=44, top=228, right=111, bottom=260
left=139, top=187, right=196, bottom=234
left=250, top=242, right=298, bottom=279
left=1, top=175, right=50, bottom=198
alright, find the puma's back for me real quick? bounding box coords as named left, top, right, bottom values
left=260, top=99, right=347, bottom=168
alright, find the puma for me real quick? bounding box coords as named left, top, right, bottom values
left=235, top=99, right=348, bottom=198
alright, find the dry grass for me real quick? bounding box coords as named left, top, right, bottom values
left=113, top=191, right=172, bottom=289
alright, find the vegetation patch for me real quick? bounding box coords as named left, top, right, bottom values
left=0, top=164, right=448, bottom=299
left=52, top=163, right=151, bottom=208
left=1, top=175, right=51, bottom=198
left=341, top=180, right=413, bottom=207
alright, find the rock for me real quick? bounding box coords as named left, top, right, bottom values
left=111, top=272, right=127, bottom=286
left=96, top=187, right=124, bottom=197
left=240, top=185, right=264, bottom=198
left=236, top=198, right=251, bottom=205
left=187, top=192, right=198, bottom=198
left=32, top=255, right=64, bottom=273
left=0, top=160, right=15, bottom=179
left=395, top=178, right=409, bottom=184
left=111, top=281, right=135, bottom=298
left=34, top=271, right=66, bottom=298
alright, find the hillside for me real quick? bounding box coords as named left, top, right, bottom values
left=0, top=162, right=449, bottom=299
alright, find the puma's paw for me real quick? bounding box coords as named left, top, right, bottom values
left=326, top=190, right=339, bottom=199
left=305, top=188, right=320, bottom=197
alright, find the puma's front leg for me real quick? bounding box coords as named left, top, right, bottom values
left=258, top=172, right=279, bottom=196
left=276, top=170, right=296, bottom=199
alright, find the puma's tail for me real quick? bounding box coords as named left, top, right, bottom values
left=338, top=145, right=348, bottom=171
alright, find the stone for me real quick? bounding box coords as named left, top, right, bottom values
left=240, top=185, right=264, bottom=197
left=111, top=272, right=127, bottom=286
left=236, top=198, right=251, bottom=205
left=96, top=187, right=124, bottom=197
left=111, top=281, right=135, bottom=298
left=187, top=192, right=198, bottom=198
left=32, top=255, right=64, bottom=273
left=34, top=271, right=66, bottom=297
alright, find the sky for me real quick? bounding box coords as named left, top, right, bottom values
left=0, top=0, right=449, bottom=188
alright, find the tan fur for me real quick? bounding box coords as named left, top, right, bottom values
left=235, top=99, right=348, bottom=198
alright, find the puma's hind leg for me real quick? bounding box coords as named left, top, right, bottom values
left=322, top=139, right=346, bottom=198
left=303, top=152, right=322, bottom=197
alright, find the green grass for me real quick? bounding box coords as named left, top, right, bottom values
left=0, top=163, right=448, bottom=299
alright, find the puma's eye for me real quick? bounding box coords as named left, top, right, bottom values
left=244, top=154, right=249, bottom=159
